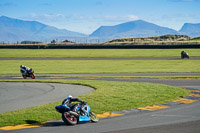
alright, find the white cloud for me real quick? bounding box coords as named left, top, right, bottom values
left=126, top=15, right=139, bottom=21
left=21, top=13, right=139, bottom=24
left=87, top=14, right=139, bottom=22
left=23, top=13, right=66, bottom=22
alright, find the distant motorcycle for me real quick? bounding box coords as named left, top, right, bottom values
left=181, top=51, right=189, bottom=59
left=20, top=65, right=35, bottom=79
left=55, top=101, right=99, bottom=125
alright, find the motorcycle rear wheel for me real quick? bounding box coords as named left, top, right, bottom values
left=89, top=111, right=99, bottom=122
left=62, top=112, right=77, bottom=125
left=31, top=74, right=35, bottom=79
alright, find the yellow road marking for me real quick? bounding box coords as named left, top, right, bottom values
left=138, top=105, right=169, bottom=111
left=173, top=98, right=197, bottom=103
left=12, top=77, right=23, bottom=79
left=190, top=90, right=200, bottom=93
left=97, top=112, right=124, bottom=118
left=1, top=112, right=123, bottom=130
left=0, top=124, right=41, bottom=131
left=190, top=94, right=200, bottom=97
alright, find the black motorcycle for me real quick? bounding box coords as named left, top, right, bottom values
left=21, top=68, right=35, bottom=79
left=181, top=51, right=189, bottom=59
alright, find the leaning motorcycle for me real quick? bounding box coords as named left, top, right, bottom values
left=55, top=102, right=99, bottom=125
left=21, top=69, right=35, bottom=79
left=181, top=51, right=189, bottom=59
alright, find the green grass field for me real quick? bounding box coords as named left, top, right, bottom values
left=0, top=48, right=198, bottom=127
left=0, top=49, right=200, bottom=57
left=0, top=60, right=200, bottom=75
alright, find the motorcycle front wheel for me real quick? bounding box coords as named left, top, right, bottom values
left=89, top=111, right=99, bottom=122
left=62, top=112, right=77, bottom=125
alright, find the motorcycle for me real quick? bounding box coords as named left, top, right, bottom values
left=55, top=102, right=99, bottom=125
left=21, top=68, right=35, bottom=79
left=181, top=51, right=189, bottom=59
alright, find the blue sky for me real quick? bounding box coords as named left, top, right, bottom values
left=0, top=0, right=200, bottom=34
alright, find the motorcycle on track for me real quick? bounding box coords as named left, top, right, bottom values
left=55, top=100, right=99, bottom=125
left=20, top=65, right=35, bottom=79
left=181, top=51, right=189, bottom=59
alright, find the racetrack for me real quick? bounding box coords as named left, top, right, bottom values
left=0, top=56, right=200, bottom=133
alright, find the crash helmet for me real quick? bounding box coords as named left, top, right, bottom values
left=20, top=65, right=24, bottom=68
left=67, top=95, right=73, bottom=99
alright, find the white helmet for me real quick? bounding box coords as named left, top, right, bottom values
left=67, top=95, right=73, bottom=99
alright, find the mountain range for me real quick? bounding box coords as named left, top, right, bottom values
left=179, top=23, right=200, bottom=37
left=90, top=20, right=179, bottom=38
left=0, top=16, right=86, bottom=43
left=90, top=20, right=200, bottom=39
left=0, top=16, right=200, bottom=43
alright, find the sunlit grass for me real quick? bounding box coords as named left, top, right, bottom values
left=0, top=60, right=200, bottom=75
left=0, top=49, right=200, bottom=58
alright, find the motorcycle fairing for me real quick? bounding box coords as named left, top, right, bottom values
left=79, top=104, right=91, bottom=122
left=55, top=104, right=70, bottom=113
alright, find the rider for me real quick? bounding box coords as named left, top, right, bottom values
left=63, top=95, right=86, bottom=113
left=20, top=65, right=31, bottom=75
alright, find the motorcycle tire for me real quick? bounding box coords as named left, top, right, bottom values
left=31, top=74, right=35, bottom=79
left=22, top=75, right=27, bottom=79
left=181, top=56, right=184, bottom=59
left=62, top=112, right=77, bottom=125
left=89, top=111, right=99, bottom=122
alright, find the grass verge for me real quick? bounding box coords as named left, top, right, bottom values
left=0, top=49, right=200, bottom=58
left=0, top=60, right=200, bottom=75
left=0, top=79, right=190, bottom=127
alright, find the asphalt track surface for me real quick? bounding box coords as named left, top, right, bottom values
left=0, top=57, right=200, bottom=133
left=0, top=82, right=94, bottom=113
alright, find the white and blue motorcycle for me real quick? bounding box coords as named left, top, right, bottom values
left=55, top=100, right=99, bottom=125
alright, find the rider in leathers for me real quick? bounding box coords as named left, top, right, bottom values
left=62, top=95, right=86, bottom=113
left=20, top=65, right=31, bottom=75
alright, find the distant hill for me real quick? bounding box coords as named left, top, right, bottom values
left=89, top=20, right=179, bottom=39
left=106, top=34, right=191, bottom=45
left=0, top=16, right=86, bottom=43
left=179, top=23, right=200, bottom=37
